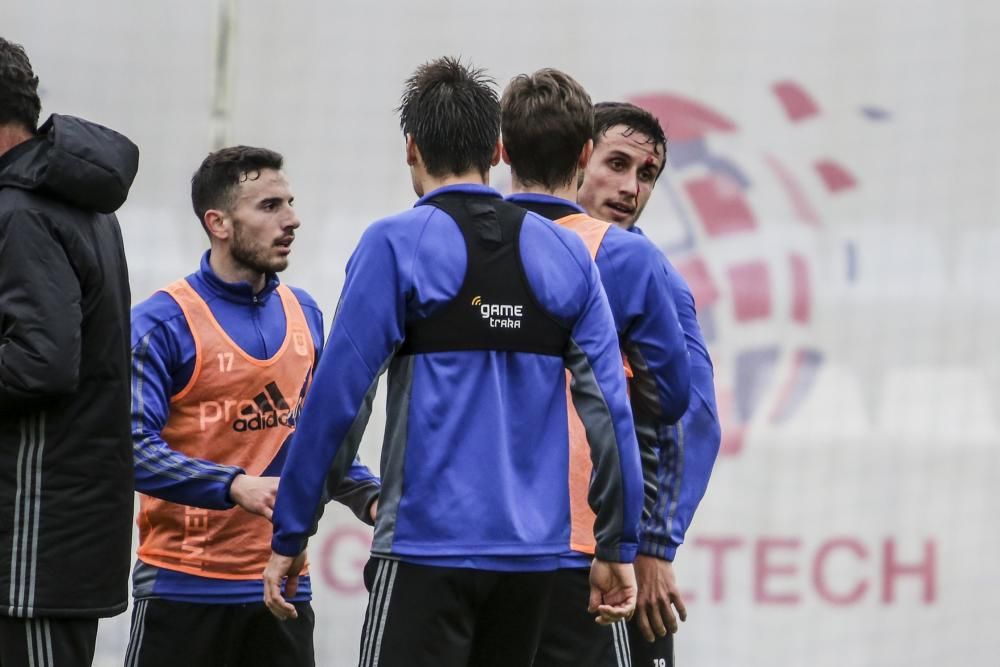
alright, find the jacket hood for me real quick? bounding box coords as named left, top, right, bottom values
left=0, top=114, right=139, bottom=214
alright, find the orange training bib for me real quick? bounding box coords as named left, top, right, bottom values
left=136, top=280, right=315, bottom=579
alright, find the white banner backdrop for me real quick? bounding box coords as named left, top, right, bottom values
left=6, top=1, right=999, bottom=665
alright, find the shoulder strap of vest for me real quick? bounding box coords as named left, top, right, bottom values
left=274, top=283, right=315, bottom=359
left=274, top=283, right=309, bottom=330
left=160, top=277, right=213, bottom=323
left=161, top=278, right=195, bottom=300
left=556, top=213, right=612, bottom=261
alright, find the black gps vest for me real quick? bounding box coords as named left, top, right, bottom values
left=398, top=193, right=571, bottom=357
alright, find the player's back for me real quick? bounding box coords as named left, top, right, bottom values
left=275, top=183, right=640, bottom=568
left=373, top=186, right=632, bottom=563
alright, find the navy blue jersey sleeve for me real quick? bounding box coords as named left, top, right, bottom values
left=130, top=294, right=243, bottom=509
left=0, top=210, right=82, bottom=407
left=638, top=255, right=721, bottom=560
left=271, top=217, right=412, bottom=556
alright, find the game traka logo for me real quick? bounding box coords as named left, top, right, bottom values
left=473, top=295, right=524, bottom=329
left=630, top=82, right=882, bottom=456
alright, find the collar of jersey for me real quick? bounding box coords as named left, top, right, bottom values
left=197, top=250, right=280, bottom=305
left=414, top=183, right=502, bottom=207
left=505, top=192, right=586, bottom=214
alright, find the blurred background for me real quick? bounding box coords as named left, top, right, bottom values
left=6, top=0, right=999, bottom=665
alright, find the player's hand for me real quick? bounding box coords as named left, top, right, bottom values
left=369, top=498, right=379, bottom=522
left=634, top=555, right=687, bottom=641
left=263, top=550, right=306, bottom=620
left=229, top=474, right=278, bottom=520
left=588, top=559, right=637, bottom=624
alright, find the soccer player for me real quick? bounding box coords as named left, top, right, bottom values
left=500, top=68, right=692, bottom=667
left=0, top=37, right=138, bottom=666
left=263, top=57, right=642, bottom=667
left=126, top=146, right=380, bottom=667
left=580, top=102, right=722, bottom=667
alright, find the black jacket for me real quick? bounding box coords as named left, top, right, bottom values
left=0, top=115, right=138, bottom=618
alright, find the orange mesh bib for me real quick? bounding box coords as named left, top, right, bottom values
left=136, top=280, right=315, bottom=579
left=558, top=214, right=633, bottom=556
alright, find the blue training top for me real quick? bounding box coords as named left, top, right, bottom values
left=271, top=184, right=643, bottom=571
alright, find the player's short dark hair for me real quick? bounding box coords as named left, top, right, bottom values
left=398, top=56, right=500, bottom=179
left=190, top=145, right=283, bottom=228
left=594, top=101, right=668, bottom=177
left=0, top=37, right=42, bottom=131
left=501, top=68, right=594, bottom=190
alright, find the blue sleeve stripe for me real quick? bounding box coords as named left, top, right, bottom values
left=648, top=422, right=683, bottom=547
left=133, top=436, right=236, bottom=483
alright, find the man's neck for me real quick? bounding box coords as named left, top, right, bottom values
left=417, top=169, right=488, bottom=196
left=510, top=176, right=577, bottom=204
left=208, top=247, right=266, bottom=294
left=0, top=124, right=34, bottom=160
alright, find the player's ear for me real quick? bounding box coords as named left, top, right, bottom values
left=500, top=142, right=512, bottom=166
left=490, top=139, right=502, bottom=167
left=203, top=209, right=230, bottom=241
left=578, top=139, right=594, bottom=170
left=405, top=134, right=420, bottom=167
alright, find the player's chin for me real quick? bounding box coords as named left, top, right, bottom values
left=618, top=208, right=640, bottom=228
left=269, top=255, right=291, bottom=272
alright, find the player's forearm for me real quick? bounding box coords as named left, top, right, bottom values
left=640, top=378, right=722, bottom=559
left=133, top=432, right=243, bottom=508
left=328, top=477, right=381, bottom=526
left=327, top=458, right=381, bottom=525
